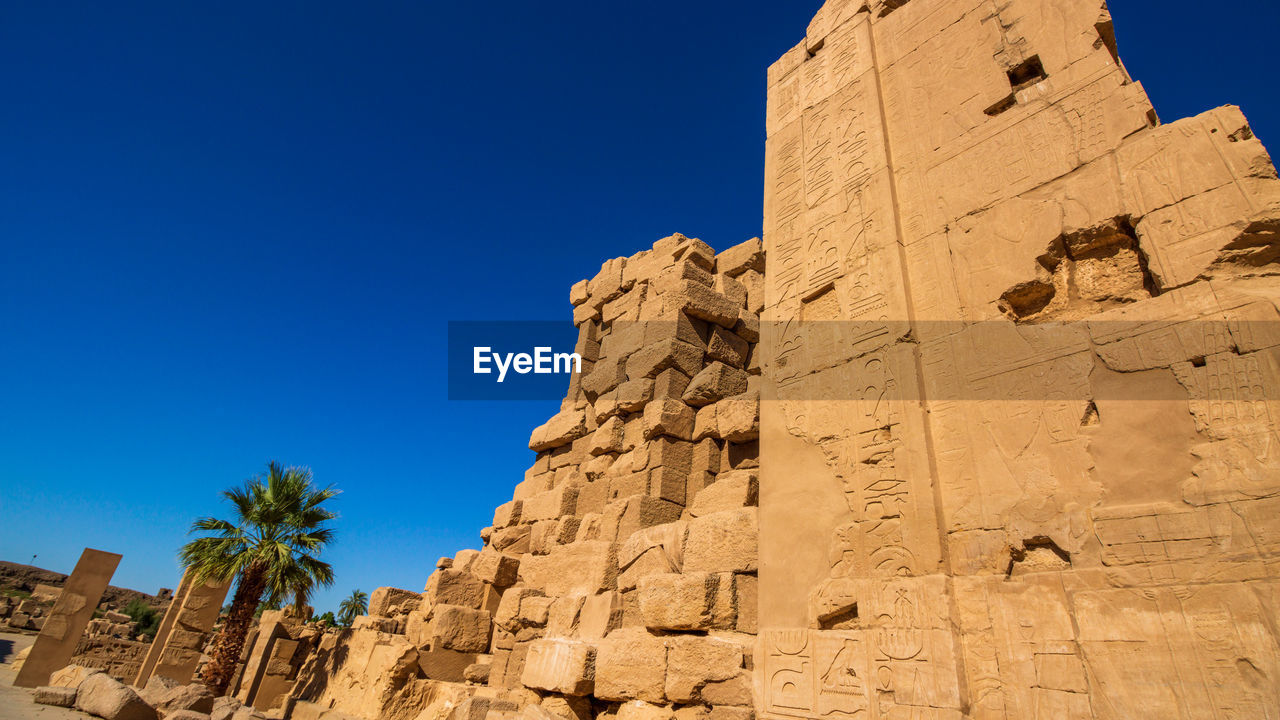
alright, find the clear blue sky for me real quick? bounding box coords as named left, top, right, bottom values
left=1, top=1, right=1277, bottom=615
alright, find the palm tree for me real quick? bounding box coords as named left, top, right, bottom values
left=180, top=461, right=338, bottom=695
left=337, top=589, right=368, bottom=627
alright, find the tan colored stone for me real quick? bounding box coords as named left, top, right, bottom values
left=641, top=398, right=695, bottom=441
left=626, top=339, right=704, bottom=380
left=75, top=673, right=157, bottom=720
left=518, top=541, right=618, bottom=596
left=520, top=639, right=595, bottom=696
left=683, top=509, right=756, bottom=574
left=593, top=629, right=667, bottom=703
left=682, top=363, right=748, bottom=408
left=664, top=636, right=744, bottom=704
left=427, top=605, right=492, bottom=653
left=688, top=470, right=757, bottom=517
left=636, top=573, right=718, bottom=631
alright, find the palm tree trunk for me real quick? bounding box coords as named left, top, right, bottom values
left=202, top=564, right=267, bottom=696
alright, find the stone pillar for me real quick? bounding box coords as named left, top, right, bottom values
left=14, top=548, right=122, bottom=688
left=133, top=572, right=231, bottom=687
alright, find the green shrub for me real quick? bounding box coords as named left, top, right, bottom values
left=122, top=598, right=161, bottom=640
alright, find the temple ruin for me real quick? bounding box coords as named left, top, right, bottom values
left=18, top=1, right=1280, bottom=719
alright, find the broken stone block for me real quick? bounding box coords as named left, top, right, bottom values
left=653, top=368, right=691, bottom=401
left=50, top=665, right=102, bottom=690
left=693, top=404, right=718, bottom=441
left=424, top=570, right=489, bottom=610
left=618, top=547, right=676, bottom=592
left=523, top=484, right=580, bottom=523
left=715, top=238, right=764, bottom=277
left=518, top=596, right=553, bottom=628
left=688, top=470, right=758, bottom=517
left=616, top=377, right=656, bottom=412
left=713, top=274, right=747, bottom=310
left=664, top=635, right=745, bottom=704
left=518, top=541, right=618, bottom=596
left=368, top=587, right=422, bottom=617
left=34, top=686, right=77, bottom=707
left=491, top=524, right=532, bottom=554
left=577, top=592, right=624, bottom=640
left=529, top=408, right=589, bottom=452
left=642, top=397, right=695, bottom=441
left=713, top=393, right=758, bottom=443
left=704, top=326, right=749, bottom=368
left=589, top=416, right=625, bottom=456
left=463, top=662, right=490, bottom=685
left=520, top=639, right=595, bottom=696
left=427, top=605, right=492, bottom=653
left=146, top=683, right=215, bottom=716
left=700, top=672, right=752, bottom=707
left=666, top=280, right=740, bottom=328
left=493, top=500, right=523, bottom=529
left=616, top=496, right=684, bottom=543
left=683, top=508, right=757, bottom=574
left=637, top=573, right=718, bottom=631
left=569, top=280, right=590, bottom=307
left=471, top=549, right=521, bottom=588
left=593, top=629, right=667, bottom=703
left=626, top=339, right=704, bottom=380
left=683, top=363, right=748, bottom=407
left=581, top=357, right=628, bottom=399
left=74, top=673, right=156, bottom=720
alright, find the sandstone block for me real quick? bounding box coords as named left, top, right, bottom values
left=581, top=357, right=628, bottom=399
left=626, top=339, right=704, bottom=380
left=667, top=280, right=739, bottom=328
left=577, top=592, right=624, bottom=639
left=700, top=672, right=752, bottom=707
left=688, top=470, right=758, bottom=517
left=491, top=525, right=532, bottom=554
left=715, top=238, right=764, bottom=277
left=733, top=311, right=759, bottom=344
left=570, top=280, right=590, bottom=307
left=521, top=639, right=595, bottom=696
left=653, top=368, right=691, bottom=401
left=683, top=363, right=748, bottom=407
left=529, top=408, right=589, bottom=452
left=518, top=541, right=618, bottom=596
left=637, top=573, right=718, bottom=631
left=428, top=605, right=492, bottom=653
left=463, top=662, right=490, bottom=684
left=368, top=587, right=422, bottom=617
left=149, top=683, right=215, bottom=716
left=51, top=664, right=102, bottom=690
left=664, top=636, right=745, bottom=704
left=210, top=697, right=242, bottom=720
left=472, top=550, right=521, bottom=588
left=34, top=686, right=77, bottom=707
left=734, top=574, right=757, bottom=634
left=616, top=377, right=656, bottom=412
left=593, top=629, right=667, bottom=703
left=493, top=500, right=523, bottom=529
left=693, top=404, right=718, bottom=441
left=523, top=484, right=580, bottom=523
left=75, top=673, right=157, bottom=720
left=589, top=416, right=625, bottom=456
left=714, top=393, right=758, bottom=443
left=618, top=547, right=676, bottom=592
left=705, top=326, right=749, bottom=368
left=164, top=712, right=210, bottom=720
left=642, top=397, right=695, bottom=441
left=683, top=509, right=758, bottom=573
left=616, top=496, right=684, bottom=543
left=424, top=570, right=488, bottom=609
left=713, top=274, right=747, bottom=310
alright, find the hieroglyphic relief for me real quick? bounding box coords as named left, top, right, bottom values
left=762, top=1, right=1280, bottom=718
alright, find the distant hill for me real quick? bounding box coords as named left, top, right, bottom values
left=0, top=560, right=171, bottom=609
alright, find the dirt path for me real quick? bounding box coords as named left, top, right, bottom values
left=0, top=633, right=94, bottom=720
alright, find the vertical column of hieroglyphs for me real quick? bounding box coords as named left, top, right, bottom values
left=133, top=571, right=194, bottom=686
left=15, top=548, right=122, bottom=687
left=763, top=0, right=1280, bottom=719
left=758, top=1, right=959, bottom=718
left=141, top=574, right=232, bottom=686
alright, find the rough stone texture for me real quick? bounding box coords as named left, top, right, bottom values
left=34, top=685, right=78, bottom=707
left=15, top=549, right=123, bottom=688
left=755, top=2, right=1280, bottom=720
left=74, top=672, right=158, bottom=720
left=274, top=4, right=1280, bottom=719
left=134, top=572, right=231, bottom=688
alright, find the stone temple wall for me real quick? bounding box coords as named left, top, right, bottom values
left=758, top=1, right=1280, bottom=720
left=279, top=2, right=1280, bottom=720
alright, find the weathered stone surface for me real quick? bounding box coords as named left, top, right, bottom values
left=16, top=549, right=122, bottom=688
left=593, top=629, right=667, bottom=703
left=51, top=664, right=102, bottom=690
left=683, top=509, right=757, bottom=574
left=641, top=397, right=695, bottom=441
left=521, top=639, right=595, bottom=696
left=688, top=471, right=757, bottom=517
left=34, top=686, right=77, bottom=707
left=367, top=587, right=421, bottom=617
left=636, top=573, right=717, bottom=631
left=682, top=363, right=748, bottom=407
left=427, top=605, right=492, bottom=653
left=75, top=673, right=157, bottom=720
left=664, top=636, right=744, bottom=704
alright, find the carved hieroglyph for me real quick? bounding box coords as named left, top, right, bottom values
left=14, top=548, right=122, bottom=688
left=133, top=570, right=231, bottom=687
left=759, top=1, right=1280, bottom=719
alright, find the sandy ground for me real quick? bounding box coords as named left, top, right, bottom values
left=0, top=632, right=95, bottom=720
